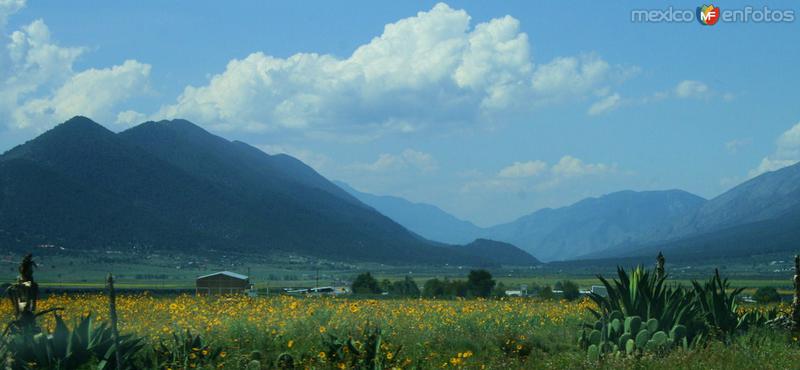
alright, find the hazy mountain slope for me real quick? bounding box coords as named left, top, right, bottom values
left=677, top=161, right=800, bottom=235
left=460, top=238, right=541, bottom=266
left=485, top=190, right=707, bottom=262
left=0, top=116, right=490, bottom=265
left=594, top=162, right=800, bottom=260
left=335, top=181, right=484, bottom=244
left=616, top=204, right=800, bottom=260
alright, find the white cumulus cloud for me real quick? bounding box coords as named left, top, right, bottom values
left=464, top=155, right=615, bottom=192
left=749, top=122, right=800, bottom=177
left=13, top=60, right=151, bottom=128
left=551, top=155, right=613, bottom=177
left=0, top=7, right=152, bottom=131
left=498, top=160, right=547, bottom=178
left=0, top=0, right=24, bottom=27
left=155, top=3, right=631, bottom=138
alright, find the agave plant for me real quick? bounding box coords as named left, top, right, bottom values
left=587, top=265, right=704, bottom=341
left=2, top=314, right=145, bottom=370
left=691, top=269, right=747, bottom=340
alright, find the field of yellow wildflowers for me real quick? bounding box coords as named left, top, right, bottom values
left=2, top=294, right=591, bottom=368
left=4, top=294, right=800, bottom=369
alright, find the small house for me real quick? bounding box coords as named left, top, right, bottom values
left=196, top=271, right=250, bottom=295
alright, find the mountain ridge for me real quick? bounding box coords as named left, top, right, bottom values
left=0, top=117, right=508, bottom=266
left=338, top=181, right=708, bottom=262
left=589, top=161, right=800, bottom=261
left=335, top=181, right=485, bottom=244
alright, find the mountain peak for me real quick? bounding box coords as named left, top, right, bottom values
left=159, top=118, right=205, bottom=131
left=62, top=115, right=99, bottom=126
left=54, top=116, right=113, bottom=135
left=2, top=116, right=116, bottom=159
left=131, top=119, right=208, bottom=135
left=121, top=119, right=226, bottom=151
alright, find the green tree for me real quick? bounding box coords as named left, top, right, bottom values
left=380, top=279, right=393, bottom=293
left=560, top=280, right=581, bottom=301
left=423, top=278, right=445, bottom=297
left=539, top=285, right=555, bottom=300
left=753, top=286, right=781, bottom=303
left=390, top=276, right=420, bottom=297
left=351, top=272, right=381, bottom=294
left=467, top=269, right=495, bottom=298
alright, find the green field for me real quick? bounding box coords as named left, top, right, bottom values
left=8, top=250, right=796, bottom=297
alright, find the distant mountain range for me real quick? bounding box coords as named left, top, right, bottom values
left=338, top=183, right=707, bottom=262
left=0, top=117, right=539, bottom=267
left=341, top=161, right=800, bottom=263
left=484, top=190, right=707, bottom=261
left=592, top=161, right=800, bottom=260
left=335, top=181, right=485, bottom=244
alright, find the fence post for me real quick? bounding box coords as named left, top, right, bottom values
left=107, top=273, right=122, bottom=370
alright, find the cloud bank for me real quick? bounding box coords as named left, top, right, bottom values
left=464, top=155, right=617, bottom=193
left=152, top=3, right=630, bottom=138
left=0, top=3, right=151, bottom=131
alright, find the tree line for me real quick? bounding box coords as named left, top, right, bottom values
left=351, top=270, right=496, bottom=298
left=351, top=270, right=588, bottom=300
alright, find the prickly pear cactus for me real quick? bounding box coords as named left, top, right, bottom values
left=635, top=329, right=650, bottom=349
left=589, top=329, right=601, bottom=345
left=625, top=338, right=636, bottom=355
left=646, top=318, right=659, bottom=334
left=610, top=318, right=622, bottom=336
left=618, top=333, right=631, bottom=348
left=583, top=311, right=688, bottom=359
left=625, top=316, right=642, bottom=334
left=587, top=344, right=600, bottom=362
left=651, top=331, right=668, bottom=347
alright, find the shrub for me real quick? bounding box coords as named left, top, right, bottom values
left=539, top=285, right=555, bottom=300
left=752, top=287, right=781, bottom=303
left=560, top=280, right=581, bottom=301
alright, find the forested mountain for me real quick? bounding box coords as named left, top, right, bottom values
left=0, top=117, right=510, bottom=265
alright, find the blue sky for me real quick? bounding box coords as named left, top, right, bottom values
left=1, top=1, right=798, bottom=226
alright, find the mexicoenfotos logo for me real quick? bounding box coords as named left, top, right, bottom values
left=697, top=4, right=720, bottom=25
left=631, top=4, right=795, bottom=24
